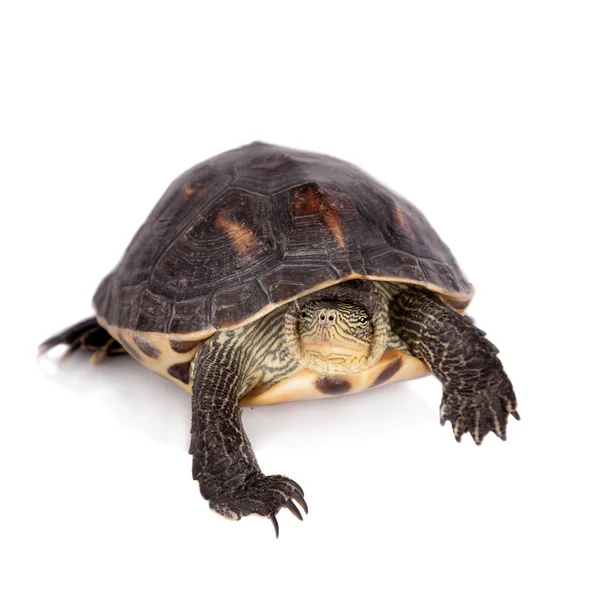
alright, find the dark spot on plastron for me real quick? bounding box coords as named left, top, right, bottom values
left=117, top=334, right=142, bottom=362
left=315, top=376, right=352, bottom=395
left=170, top=339, right=201, bottom=354
left=371, top=357, right=403, bottom=388
left=132, top=334, right=160, bottom=359
left=168, top=361, right=192, bottom=384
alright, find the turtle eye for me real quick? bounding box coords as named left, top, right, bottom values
left=301, top=311, right=308, bottom=319
left=358, top=316, right=368, bottom=324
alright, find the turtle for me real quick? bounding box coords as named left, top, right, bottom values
left=40, top=141, right=518, bottom=536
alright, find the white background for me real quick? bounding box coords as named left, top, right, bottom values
left=2, top=1, right=599, bottom=599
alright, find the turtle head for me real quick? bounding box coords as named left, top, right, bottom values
left=285, top=281, right=389, bottom=375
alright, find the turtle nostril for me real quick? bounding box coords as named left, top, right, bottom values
left=328, top=315, right=334, bottom=321
left=319, top=315, right=325, bottom=321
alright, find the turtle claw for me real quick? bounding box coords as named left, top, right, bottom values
left=441, top=368, right=517, bottom=445
left=452, top=418, right=466, bottom=443
left=285, top=499, right=303, bottom=521
left=292, top=491, right=309, bottom=514
left=208, top=474, right=307, bottom=537
left=287, top=478, right=304, bottom=497
left=270, top=514, right=280, bottom=539
left=511, top=410, right=521, bottom=421
left=492, top=414, right=507, bottom=441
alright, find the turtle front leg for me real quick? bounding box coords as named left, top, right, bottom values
left=189, top=331, right=307, bottom=536
left=390, top=287, right=519, bottom=444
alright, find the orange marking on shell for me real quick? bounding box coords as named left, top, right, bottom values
left=183, top=185, right=196, bottom=200
left=291, top=185, right=345, bottom=246
left=394, top=204, right=409, bottom=232
left=322, top=207, right=346, bottom=247
left=215, top=210, right=257, bottom=257
left=291, top=185, right=323, bottom=215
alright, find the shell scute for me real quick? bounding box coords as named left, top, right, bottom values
left=94, top=142, right=473, bottom=334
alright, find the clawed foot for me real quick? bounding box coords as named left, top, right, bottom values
left=440, top=369, right=519, bottom=445
left=39, top=317, right=125, bottom=363
left=208, top=475, right=308, bottom=537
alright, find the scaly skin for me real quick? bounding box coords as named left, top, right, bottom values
left=41, top=282, right=519, bottom=535
left=189, top=281, right=389, bottom=533
left=38, top=316, right=126, bottom=363
left=390, top=287, right=519, bottom=444
left=189, top=312, right=307, bottom=535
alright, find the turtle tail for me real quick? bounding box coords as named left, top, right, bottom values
left=38, top=317, right=126, bottom=364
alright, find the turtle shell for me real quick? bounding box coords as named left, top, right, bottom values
left=93, top=142, right=473, bottom=337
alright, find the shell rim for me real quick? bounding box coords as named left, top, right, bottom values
left=96, top=273, right=474, bottom=340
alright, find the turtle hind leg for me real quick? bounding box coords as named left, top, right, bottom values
left=38, top=317, right=125, bottom=363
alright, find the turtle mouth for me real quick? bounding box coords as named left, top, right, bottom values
left=302, top=339, right=368, bottom=355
